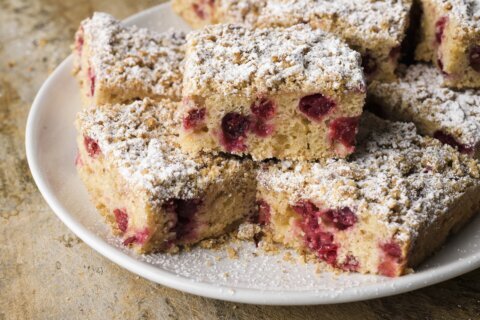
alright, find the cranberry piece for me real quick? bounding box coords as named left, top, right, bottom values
left=249, top=117, right=274, bottom=137
left=164, top=198, right=202, bottom=240
left=381, top=242, right=402, bottom=259
left=322, top=207, right=357, bottom=230
left=257, top=200, right=271, bottom=225
left=83, top=136, right=101, bottom=157
left=251, top=98, right=276, bottom=120
left=378, top=260, right=398, bottom=277
left=75, top=28, right=84, bottom=56
left=469, top=45, right=480, bottom=72
left=362, top=53, right=377, bottom=76
left=123, top=228, right=150, bottom=246
left=341, top=255, right=360, bottom=272
left=389, top=46, right=401, bottom=60
left=220, top=112, right=250, bottom=151
left=183, top=108, right=206, bottom=130
left=292, top=200, right=338, bottom=266
left=435, top=16, right=448, bottom=44
left=328, top=117, right=360, bottom=153
left=75, top=152, right=83, bottom=166
left=113, top=208, right=128, bottom=233
left=298, top=94, right=335, bottom=121
left=88, top=66, right=95, bottom=96
left=434, top=131, right=473, bottom=154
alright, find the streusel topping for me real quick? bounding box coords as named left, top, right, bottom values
left=431, top=0, right=480, bottom=30
left=218, top=0, right=412, bottom=47
left=369, top=64, right=480, bottom=146
left=82, top=12, right=186, bottom=99
left=183, top=24, right=364, bottom=97
left=257, top=113, right=480, bottom=242
left=76, top=99, right=239, bottom=201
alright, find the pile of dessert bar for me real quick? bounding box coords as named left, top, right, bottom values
left=73, top=0, right=480, bottom=277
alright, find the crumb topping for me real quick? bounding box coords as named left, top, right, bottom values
left=183, top=24, right=365, bottom=97
left=432, top=0, right=480, bottom=30
left=369, top=64, right=480, bottom=146
left=76, top=98, right=241, bottom=201
left=81, top=12, right=186, bottom=100
left=257, top=113, right=480, bottom=242
left=217, top=0, right=412, bottom=48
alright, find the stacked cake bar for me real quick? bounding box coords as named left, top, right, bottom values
left=173, top=0, right=412, bottom=81
left=415, top=0, right=480, bottom=88
left=76, top=98, right=256, bottom=253
left=257, top=113, right=480, bottom=276
left=179, top=24, right=365, bottom=161
left=369, top=64, right=480, bottom=158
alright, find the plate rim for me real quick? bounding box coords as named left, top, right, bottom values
left=25, top=1, right=480, bottom=305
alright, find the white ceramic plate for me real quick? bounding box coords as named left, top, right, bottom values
left=26, top=2, right=480, bottom=305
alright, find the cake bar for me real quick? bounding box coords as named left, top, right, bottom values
left=75, top=98, right=257, bottom=253
left=179, top=24, right=365, bottom=161
left=369, top=64, right=480, bottom=158
left=256, top=113, right=480, bottom=277
left=415, top=0, right=480, bottom=88
left=172, top=0, right=412, bottom=82
left=73, top=12, right=186, bottom=106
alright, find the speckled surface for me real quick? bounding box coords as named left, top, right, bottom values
left=1, top=0, right=480, bottom=319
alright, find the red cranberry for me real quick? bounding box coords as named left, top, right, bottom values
left=88, top=66, right=95, bottom=97
left=75, top=27, right=84, bottom=56
left=83, top=136, right=101, bottom=157
left=164, top=198, right=202, bottom=240
left=249, top=116, right=274, bottom=137
left=257, top=200, right=271, bottom=225
left=434, top=131, right=473, bottom=155
left=251, top=98, right=275, bottom=120
left=183, top=108, right=206, bottom=130
left=192, top=3, right=206, bottom=19
left=378, top=260, right=398, bottom=277
left=435, top=16, right=448, bottom=44
left=389, top=46, right=401, bottom=60
left=298, top=94, right=335, bottom=121
left=220, top=112, right=250, bottom=151
left=123, top=228, right=150, bottom=246
left=292, top=200, right=338, bottom=266
left=381, top=242, right=402, bottom=259
left=469, top=45, right=480, bottom=72
left=328, top=117, right=360, bottom=153
left=113, top=208, right=128, bottom=233
left=322, top=207, right=357, bottom=230
left=341, top=255, right=360, bottom=272
left=362, top=53, right=377, bottom=76
left=75, top=152, right=83, bottom=166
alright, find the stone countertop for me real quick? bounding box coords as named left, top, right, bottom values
left=0, top=0, right=479, bottom=319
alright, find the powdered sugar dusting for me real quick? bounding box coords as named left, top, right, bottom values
left=369, top=64, right=480, bottom=147
left=81, top=12, right=186, bottom=100
left=431, top=0, right=480, bottom=30
left=257, top=113, right=480, bottom=243
left=218, top=0, right=412, bottom=47
left=76, top=98, right=239, bottom=200
left=183, top=24, right=364, bottom=97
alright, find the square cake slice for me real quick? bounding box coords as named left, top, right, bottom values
left=173, top=0, right=412, bottom=82
left=180, top=24, right=366, bottom=161
left=75, top=98, right=257, bottom=253
left=415, top=0, right=480, bottom=88
left=172, top=0, right=217, bottom=29
left=73, top=12, right=186, bottom=107
left=369, top=64, right=480, bottom=158
left=257, top=113, right=480, bottom=277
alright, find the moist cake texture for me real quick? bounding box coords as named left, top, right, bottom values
left=180, top=24, right=366, bottom=161
left=257, top=113, right=480, bottom=276
left=415, top=0, right=480, bottom=88
left=73, top=12, right=186, bottom=106
left=75, top=98, right=257, bottom=253
left=369, top=64, right=480, bottom=158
